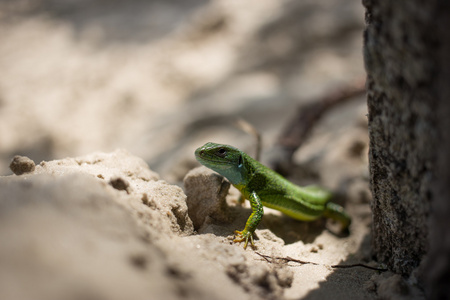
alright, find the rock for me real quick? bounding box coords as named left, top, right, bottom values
left=31, top=149, right=194, bottom=237
left=0, top=173, right=178, bottom=300
left=0, top=151, right=250, bottom=300
left=183, top=166, right=231, bottom=231
left=9, top=155, right=35, bottom=175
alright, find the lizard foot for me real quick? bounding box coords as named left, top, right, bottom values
left=233, top=230, right=256, bottom=250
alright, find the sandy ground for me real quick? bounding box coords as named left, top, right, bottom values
left=0, top=0, right=424, bottom=299
left=0, top=0, right=365, bottom=179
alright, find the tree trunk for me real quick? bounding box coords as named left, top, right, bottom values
left=363, top=0, right=450, bottom=295
left=421, top=2, right=450, bottom=298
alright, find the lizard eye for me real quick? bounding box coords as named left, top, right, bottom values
left=216, top=148, right=227, bottom=157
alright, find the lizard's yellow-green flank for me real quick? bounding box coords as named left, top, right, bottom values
left=195, top=142, right=351, bottom=249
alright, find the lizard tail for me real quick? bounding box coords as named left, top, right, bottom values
left=323, top=202, right=351, bottom=231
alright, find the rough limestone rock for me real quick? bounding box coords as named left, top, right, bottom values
left=184, top=166, right=231, bottom=231
left=1, top=151, right=250, bottom=300
left=0, top=173, right=186, bottom=300
left=32, top=149, right=194, bottom=237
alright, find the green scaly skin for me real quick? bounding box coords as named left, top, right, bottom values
left=195, top=142, right=351, bottom=249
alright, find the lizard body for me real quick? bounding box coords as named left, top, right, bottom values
left=195, top=142, right=351, bottom=249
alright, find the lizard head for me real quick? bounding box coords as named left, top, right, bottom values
left=195, top=142, right=246, bottom=184
left=195, top=142, right=243, bottom=169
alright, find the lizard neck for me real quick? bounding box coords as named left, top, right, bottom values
left=218, top=151, right=252, bottom=188
left=219, top=163, right=248, bottom=187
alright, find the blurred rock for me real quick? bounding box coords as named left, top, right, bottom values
left=9, top=155, right=35, bottom=175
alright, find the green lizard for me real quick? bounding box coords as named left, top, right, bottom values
left=195, top=142, right=351, bottom=249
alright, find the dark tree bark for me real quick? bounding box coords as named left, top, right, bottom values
left=421, top=1, right=450, bottom=298
left=363, top=1, right=450, bottom=295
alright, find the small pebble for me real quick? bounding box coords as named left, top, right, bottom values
left=9, top=155, right=35, bottom=175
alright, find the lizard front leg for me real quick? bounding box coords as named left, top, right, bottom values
left=234, top=191, right=264, bottom=249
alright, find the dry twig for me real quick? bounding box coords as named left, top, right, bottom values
left=255, top=252, right=387, bottom=272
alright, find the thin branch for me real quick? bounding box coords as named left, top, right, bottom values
left=330, top=263, right=388, bottom=272
left=255, top=252, right=387, bottom=272
left=272, top=78, right=366, bottom=174
left=235, top=118, right=262, bottom=161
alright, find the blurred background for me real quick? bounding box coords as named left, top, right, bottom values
left=0, top=0, right=366, bottom=183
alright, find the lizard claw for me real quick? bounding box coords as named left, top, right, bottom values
left=233, top=230, right=256, bottom=250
